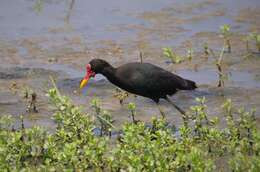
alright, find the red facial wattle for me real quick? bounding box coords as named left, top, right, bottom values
left=86, top=64, right=95, bottom=77
left=80, top=64, right=95, bottom=89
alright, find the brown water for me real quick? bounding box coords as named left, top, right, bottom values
left=0, top=0, right=260, bottom=129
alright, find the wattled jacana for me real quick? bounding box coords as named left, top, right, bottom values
left=80, top=59, right=197, bottom=119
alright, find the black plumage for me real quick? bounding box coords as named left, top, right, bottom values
left=89, top=59, right=197, bottom=104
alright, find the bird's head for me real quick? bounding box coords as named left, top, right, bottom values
left=80, top=59, right=110, bottom=89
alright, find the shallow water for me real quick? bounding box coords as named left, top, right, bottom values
left=0, top=0, right=260, bottom=129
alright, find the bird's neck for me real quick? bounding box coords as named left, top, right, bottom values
left=101, top=65, right=117, bottom=83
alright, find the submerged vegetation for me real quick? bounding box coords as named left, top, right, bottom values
left=0, top=86, right=259, bottom=171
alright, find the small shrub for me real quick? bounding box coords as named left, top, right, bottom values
left=163, top=47, right=183, bottom=64
left=220, top=24, right=232, bottom=53
left=0, top=87, right=259, bottom=171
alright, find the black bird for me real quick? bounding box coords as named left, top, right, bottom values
left=80, top=59, right=197, bottom=119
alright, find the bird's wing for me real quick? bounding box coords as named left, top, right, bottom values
left=116, top=63, right=183, bottom=96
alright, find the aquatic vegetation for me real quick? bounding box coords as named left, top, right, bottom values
left=220, top=24, right=231, bottom=53
left=48, top=57, right=58, bottom=63
left=127, top=102, right=138, bottom=123
left=113, top=88, right=129, bottom=105
left=216, top=48, right=226, bottom=87
left=22, top=85, right=39, bottom=112
left=91, top=97, right=115, bottom=136
left=26, top=92, right=38, bottom=113
left=139, top=51, right=143, bottom=63
left=203, top=42, right=210, bottom=57
left=9, top=82, right=19, bottom=94
left=186, top=48, right=193, bottom=61
left=65, top=0, right=76, bottom=24
left=211, top=47, right=229, bottom=87
left=255, top=35, right=260, bottom=52
left=242, top=33, right=260, bottom=58
left=1, top=1, right=259, bottom=170
left=163, top=47, right=183, bottom=64
left=0, top=86, right=259, bottom=171
left=22, top=86, right=33, bottom=99
left=32, top=0, right=43, bottom=14
left=249, top=32, right=260, bottom=52
left=243, top=34, right=252, bottom=53
left=32, top=0, right=75, bottom=25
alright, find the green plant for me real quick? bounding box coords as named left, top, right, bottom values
left=127, top=102, right=138, bottom=123
left=47, top=86, right=109, bottom=170
left=91, top=98, right=115, bottom=136
left=26, top=92, right=38, bottom=113
left=205, top=45, right=229, bottom=87
left=243, top=34, right=252, bottom=53
left=249, top=32, right=260, bottom=52
left=22, top=86, right=32, bottom=99
left=186, top=48, right=193, bottom=61
left=0, top=82, right=259, bottom=171
left=33, top=0, right=75, bottom=25
left=0, top=115, right=14, bottom=130
left=32, top=0, right=43, bottom=14
left=110, top=117, right=215, bottom=171
left=222, top=99, right=260, bottom=171
left=212, top=47, right=228, bottom=87
left=139, top=51, right=143, bottom=63
left=220, top=24, right=231, bottom=53
left=113, top=88, right=129, bottom=105
left=163, top=47, right=183, bottom=64
left=203, top=42, right=210, bottom=57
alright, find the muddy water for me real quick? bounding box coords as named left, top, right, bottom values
left=0, top=0, right=260, bottom=130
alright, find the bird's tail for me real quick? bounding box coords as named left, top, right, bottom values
left=180, top=79, right=197, bottom=90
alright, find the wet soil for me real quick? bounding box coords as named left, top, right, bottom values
left=0, top=0, right=260, bottom=130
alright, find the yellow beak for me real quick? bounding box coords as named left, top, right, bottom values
left=80, top=78, right=89, bottom=89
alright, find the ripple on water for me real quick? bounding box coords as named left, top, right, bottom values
left=177, top=69, right=260, bottom=89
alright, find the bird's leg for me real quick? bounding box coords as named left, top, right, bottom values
left=165, top=96, right=188, bottom=126
left=166, top=98, right=185, bottom=115
left=156, top=103, right=166, bottom=119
